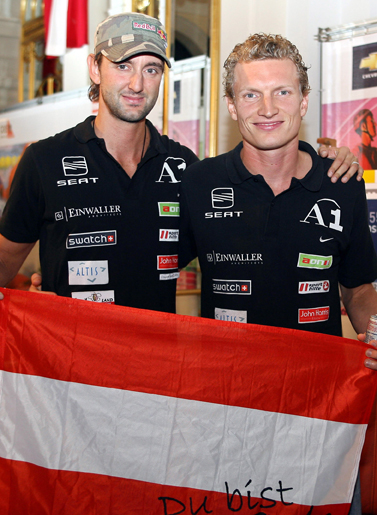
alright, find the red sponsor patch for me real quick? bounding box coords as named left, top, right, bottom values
left=157, top=255, right=178, bottom=270
left=298, top=306, right=330, bottom=324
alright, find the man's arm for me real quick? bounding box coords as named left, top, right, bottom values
left=0, top=234, right=35, bottom=287
left=340, top=283, right=377, bottom=370
left=319, top=146, right=363, bottom=183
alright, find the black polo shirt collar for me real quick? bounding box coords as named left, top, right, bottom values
left=73, top=116, right=169, bottom=156
left=227, top=140, right=325, bottom=192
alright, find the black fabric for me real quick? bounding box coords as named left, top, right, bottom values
left=179, top=140, right=377, bottom=335
left=0, top=116, right=198, bottom=313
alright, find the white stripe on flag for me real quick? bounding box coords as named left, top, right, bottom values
left=0, top=371, right=365, bottom=506
left=45, top=0, right=69, bottom=57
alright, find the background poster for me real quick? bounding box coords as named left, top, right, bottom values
left=321, top=32, right=377, bottom=196
left=321, top=28, right=377, bottom=292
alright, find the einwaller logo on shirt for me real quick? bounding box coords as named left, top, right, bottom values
left=158, top=202, right=180, bottom=216
left=157, top=255, right=178, bottom=270
left=297, top=253, right=332, bottom=270
left=299, top=306, right=330, bottom=324
left=66, top=230, right=117, bottom=249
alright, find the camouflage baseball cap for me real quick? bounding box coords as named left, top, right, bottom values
left=94, top=12, right=171, bottom=68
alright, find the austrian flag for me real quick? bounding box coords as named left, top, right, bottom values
left=0, top=288, right=375, bottom=514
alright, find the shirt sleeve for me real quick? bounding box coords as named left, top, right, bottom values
left=0, top=144, right=44, bottom=243
left=338, top=181, right=377, bottom=288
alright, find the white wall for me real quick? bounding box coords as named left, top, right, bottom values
left=218, top=0, right=377, bottom=154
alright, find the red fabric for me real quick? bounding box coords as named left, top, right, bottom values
left=0, top=288, right=376, bottom=514
left=44, top=0, right=87, bottom=57
left=0, top=459, right=350, bottom=515
left=43, top=0, right=53, bottom=49
left=66, top=0, right=88, bottom=48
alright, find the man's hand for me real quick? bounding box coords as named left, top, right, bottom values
left=318, top=145, right=363, bottom=183
left=29, top=272, right=56, bottom=295
left=358, top=332, right=377, bottom=370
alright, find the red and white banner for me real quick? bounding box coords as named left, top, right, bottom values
left=44, top=0, right=88, bottom=57
left=0, top=288, right=375, bottom=514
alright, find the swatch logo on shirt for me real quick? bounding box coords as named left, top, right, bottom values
left=213, top=279, right=251, bottom=295
left=66, top=230, right=117, bottom=249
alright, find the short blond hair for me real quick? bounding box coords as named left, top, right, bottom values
left=223, top=33, right=310, bottom=99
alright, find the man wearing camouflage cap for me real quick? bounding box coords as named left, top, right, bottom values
left=0, top=12, right=198, bottom=312
left=0, top=12, right=362, bottom=310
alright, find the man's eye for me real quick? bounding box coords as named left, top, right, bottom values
left=279, top=90, right=289, bottom=95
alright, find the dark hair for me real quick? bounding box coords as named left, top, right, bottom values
left=88, top=53, right=103, bottom=102
left=223, top=33, right=310, bottom=99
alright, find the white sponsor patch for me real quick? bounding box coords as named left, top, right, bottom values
left=215, top=308, right=247, bottom=323
left=71, top=290, right=115, bottom=303
left=159, top=229, right=179, bottom=242
left=159, top=272, right=180, bottom=281
left=68, top=260, right=109, bottom=285
left=298, top=280, right=330, bottom=294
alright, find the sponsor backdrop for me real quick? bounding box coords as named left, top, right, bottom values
left=320, top=27, right=377, bottom=262
left=0, top=287, right=376, bottom=514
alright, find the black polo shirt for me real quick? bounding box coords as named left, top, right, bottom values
left=0, top=116, right=198, bottom=312
left=179, top=141, right=377, bottom=335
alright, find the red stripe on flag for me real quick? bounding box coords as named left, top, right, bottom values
left=43, top=0, right=53, bottom=49
left=0, top=288, right=375, bottom=424
left=0, top=458, right=350, bottom=515
left=66, top=0, right=88, bottom=48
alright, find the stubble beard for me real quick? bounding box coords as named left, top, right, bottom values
left=101, top=88, right=158, bottom=123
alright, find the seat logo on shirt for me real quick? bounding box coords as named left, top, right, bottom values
left=66, top=230, right=117, bottom=249
left=211, top=188, right=234, bottom=209
left=57, top=156, right=99, bottom=187
left=158, top=202, right=180, bottom=216
left=212, top=279, right=251, bottom=295
left=297, top=253, right=332, bottom=270
left=63, top=156, right=88, bottom=176
left=298, top=306, right=330, bottom=324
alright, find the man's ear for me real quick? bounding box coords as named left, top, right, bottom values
left=87, top=54, right=100, bottom=85
left=300, top=93, right=309, bottom=118
left=226, top=96, right=238, bottom=121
